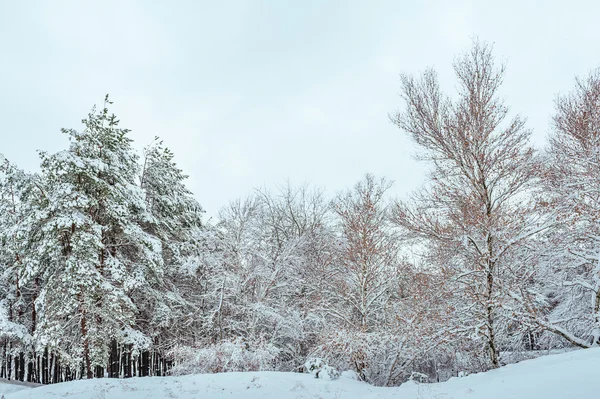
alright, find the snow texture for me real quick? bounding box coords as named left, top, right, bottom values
left=2, top=348, right=599, bottom=399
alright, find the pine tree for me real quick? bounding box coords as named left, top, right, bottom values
left=136, top=139, right=206, bottom=356
left=0, top=155, right=39, bottom=380
left=33, top=96, right=161, bottom=378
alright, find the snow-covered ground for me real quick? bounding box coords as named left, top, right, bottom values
left=2, top=348, right=599, bottom=399
left=0, top=379, right=39, bottom=397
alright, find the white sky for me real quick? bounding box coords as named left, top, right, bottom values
left=1, top=1, right=599, bottom=219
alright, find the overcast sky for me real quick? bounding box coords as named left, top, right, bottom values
left=1, top=1, right=599, bottom=219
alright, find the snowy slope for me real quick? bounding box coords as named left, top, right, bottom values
left=0, top=379, right=39, bottom=397
left=3, top=348, right=600, bottom=399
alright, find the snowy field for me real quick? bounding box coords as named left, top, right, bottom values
left=2, top=348, right=599, bottom=399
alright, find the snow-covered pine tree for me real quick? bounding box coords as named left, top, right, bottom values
left=136, top=139, right=207, bottom=371
left=0, top=155, right=40, bottom=380
left=33, top=97, right=161, bottom=378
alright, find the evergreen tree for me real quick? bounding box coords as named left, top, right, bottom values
left=34, top=97, right=160, bottom=378
left=136, top=139, right=206, bottom=355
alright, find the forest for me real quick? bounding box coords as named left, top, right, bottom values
left=1, top=41, right=599, bottom=387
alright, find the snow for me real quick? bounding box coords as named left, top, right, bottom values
left=0, top=379, right=39, bottom=396
left=2, top=348, right=600, bottom=399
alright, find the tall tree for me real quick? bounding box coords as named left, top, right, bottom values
left=0, top=155, right=41, bottom=380
left=391, top=41, right=543, bottom=368
left=541, top=68, right=600, bottom=347
left=137, top=139, right=205, bottom=351
left=34, top=97, right=161, bottom=378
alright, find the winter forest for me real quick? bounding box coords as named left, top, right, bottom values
left=1, top=41, right=600, bottom=387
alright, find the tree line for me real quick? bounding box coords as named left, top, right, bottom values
left=1, top=41, right=599, bottom=386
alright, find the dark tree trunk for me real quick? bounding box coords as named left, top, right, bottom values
left=141, top=351, right=149, bottom=377
left=109, top=339, right=119, bottom=378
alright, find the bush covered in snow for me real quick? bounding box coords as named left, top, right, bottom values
left=319, top=365, right=341, bottom=380
left=168, top=338, right=280, bottom=375
left=409, top=371, right=429, bottom=383
left=311, top=330, right=427, bottom=386
left=304, top=357, right=326, bottom=375
left=303, top=357, right=339, bottom=380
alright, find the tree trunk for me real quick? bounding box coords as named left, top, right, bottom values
left=109, top=339, right=118, bottom=378
left=486, top=268, right=499, bottom=368
left=81, top=314, right=92, bottom=379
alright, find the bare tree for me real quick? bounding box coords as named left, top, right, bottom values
left=541, top=68, right=600, bottom=347
left=328, top=174, right=397, bottom=332
left=391, top=40, right=544, bottom=368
